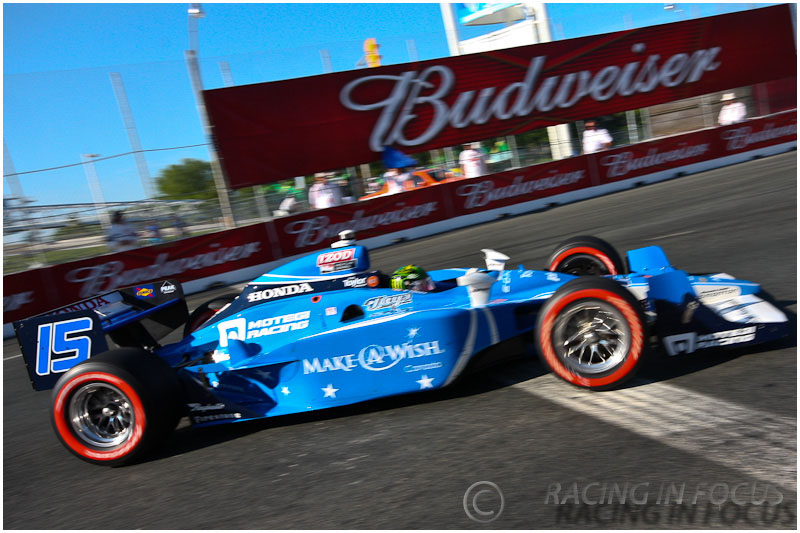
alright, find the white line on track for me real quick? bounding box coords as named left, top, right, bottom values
left=4, top=354, right=22, bottom=361
left=506, top=373, right=797, bottom=491
left=644, top=230, right=696, bottom=240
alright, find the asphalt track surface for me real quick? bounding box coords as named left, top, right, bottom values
left=4, top=150, right=796, bottom=529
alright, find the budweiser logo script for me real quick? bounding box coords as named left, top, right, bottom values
left=66, top=242, right=262, bottom=298
left=341, top=44, right=722, bottom=152
left=600, top=143, right=710, bottom=178
left=285, top=202, right=438, bottom=248
left=456, top=170, right=585, bottom=209
left=721, top=123, right=797, bottom=151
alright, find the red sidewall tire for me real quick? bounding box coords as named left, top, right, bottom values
left=537, top=283, right=645, bottom=390
left=52, top=371, right=147, bottom=463
left=546, top=236, right=626, bottom=276
left=548, top=246, right=619, bottom=275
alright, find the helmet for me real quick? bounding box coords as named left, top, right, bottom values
left=391, top=265, right=435, bottom=292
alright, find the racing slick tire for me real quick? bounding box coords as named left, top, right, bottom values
left=535, top=277, right=646, bottom=390
left=50, top=348, right=182, bottom=466
left=183, top=293, right=238, bottom=336
left=546, top=235, right=626, bottom=276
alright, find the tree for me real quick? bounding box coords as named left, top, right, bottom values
left=155, top=159, right=217, bottom=200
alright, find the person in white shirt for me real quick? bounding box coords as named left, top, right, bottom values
left=308, top=173, right=343, bottom=209
left=582, top=120, right=613, bottom=154
left=107, top=211, right=139, bottom=252
left=383, top=168, right=408, bottom=194
left=458, top=142, right=488, bottom=178
left=718, top=93, right=747, bottom=126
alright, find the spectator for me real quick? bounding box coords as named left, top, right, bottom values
left=146, top=222, right=162, bottom=244
left=275, top=192, right=299, bottom=217
left=173, top=214, right=188, bottom=239
left=107, top=211, right=138, bottom=252
left=383, top=168, right=407, bottom=194
left=718, top=93, right=747, bottom=126
left=308, top=173, right=343, bottom=209
left=582, top=120, right=613, bottom=154
left=459, top=142, right=489, bottom=178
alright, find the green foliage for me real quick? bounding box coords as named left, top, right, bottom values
left=155, top=159, right=217, bottom=200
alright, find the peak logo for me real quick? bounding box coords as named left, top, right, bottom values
left=363, top=293, right=412, bottom=311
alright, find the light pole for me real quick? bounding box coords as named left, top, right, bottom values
left=82, top=154, right=112, bottom=231
left=185, top=3, right=236, bottom=229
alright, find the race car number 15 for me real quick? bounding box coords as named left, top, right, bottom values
left=35, top=317, right=94, bottom=376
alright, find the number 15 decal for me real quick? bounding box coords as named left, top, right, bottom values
left=36, top=317, right=94, bottom=376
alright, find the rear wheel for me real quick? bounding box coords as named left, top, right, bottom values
left=536, top=277, right=646, bottom=390
left=183, top=293, right=238, bottom=336
left=546, top=235, right=626, bottom=276
left=51, top=348, right=182, bottom=466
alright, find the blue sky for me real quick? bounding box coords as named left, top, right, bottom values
left=3, top=3, right=774, bottom=207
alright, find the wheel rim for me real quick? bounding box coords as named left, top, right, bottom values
left=558, top=254, right=611, bottom=275
left=552, top=301, right=630, bottom=374
left=68, top=383, right=135, bottom=448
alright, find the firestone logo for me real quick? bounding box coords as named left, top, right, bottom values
left=340, top=44, right=722, bottom=152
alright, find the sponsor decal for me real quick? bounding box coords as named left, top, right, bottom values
left=721, top=123, right=797, bottom=151
left=404, top=361, right=444, bottom=373
left=64, top=241, right=262, bottom=299
left=43, top=294, right=121, bottom=317
left=187, top=402, right=226, bottom=412
left=217, top=318, right=246, bottom=348
left=317, top=248, right=357, bottom=273
left=367, top=276, right=380, bottom=288
left=193, top=413, right=242, bottom=423
left=457, top=171, right=585, bottom=209
left=135, top=285, right=155, bottom=298
left=284, top=202, right=438, bottom=248
left=160, top=281, right=177, bottom=295
left=340, top=45, right=722, bottom=152
left=363, top=293, right=413, bottom=312
left=246, top=311, right=310, bottom=338
left=663, top=326, right=756, bottom=356
left=325, top=307, right=338, bottom=316
left=600, top=143, right=710, bottom=178
left=343, top=276, right=368, bottom=288
left=303, top=340, right=445, bottom=374
left=694, top=285, right=740, bottom=302
left=247, top=283, right=314, bottom=302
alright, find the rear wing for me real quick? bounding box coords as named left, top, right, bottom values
left=13, top=280, right=188, bottom=391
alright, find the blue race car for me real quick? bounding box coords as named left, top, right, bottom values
left=14, top=232, right=788, bottom=465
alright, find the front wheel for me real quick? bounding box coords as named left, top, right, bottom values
left=546, top=235, right=626, bottom=276
left=51, top=348, right=182, bottom=466
left=535, top=277, right=646, bottom=390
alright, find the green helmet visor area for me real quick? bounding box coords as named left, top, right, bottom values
left=391, top=265, right=436, bottom=292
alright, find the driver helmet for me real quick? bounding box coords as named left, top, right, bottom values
left=391, top=265, right=435, bottom=292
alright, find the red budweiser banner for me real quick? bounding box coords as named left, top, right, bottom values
left=4, top=113, right=795, bottom=326
left=4, top=224, right=274, bottom=324
left=204, top=5, right=796, bottom=188
left=271, top=184, right=448, bottom=255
